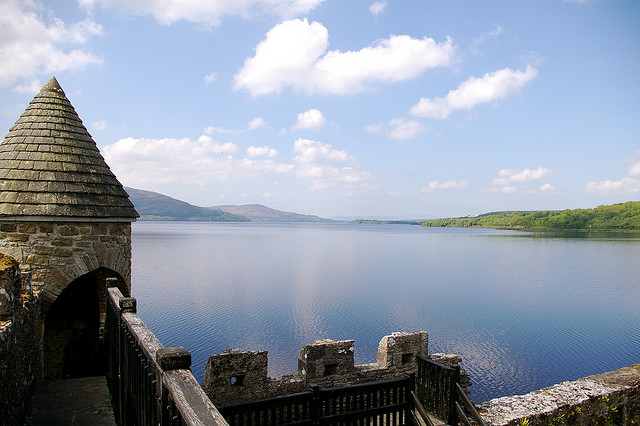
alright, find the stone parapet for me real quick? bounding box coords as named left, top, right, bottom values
left=480, top=364, right=640, bottom=425
left=203, top=331, right=468, bottom=406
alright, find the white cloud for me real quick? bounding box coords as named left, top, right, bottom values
left=102, top=135, right=294, bottom=188
left=410, top=65, right=537, bottom=119
left=388, top=118, right=427, bottom=140
left=0, top=0, right=103, bottom=89
left=204, top=72, right=217, bottom=83
left=81, top=0, right=325, bottom=27
left=247, top=117, right=267, bottom=130
left=292, top=138, right=376, bottom=194
left=585, top=177, right=640, bottom=194
left=629, top=160, right=640, bottom=176
left=470, top=26, right=503, bottom=54
left=364, top=124, right=383, bottom=134
left=234, top=18, right=456, bottom=96
left=491, top=167, right=551, bottom=186
left=369, top=1, right=387, bottom=18
left=103, top=133, right=375, bottom=197
left=293, top=109, right=326, bottom=130
left=247, top=145, right=277, bottom=158
left=13, top=79, right=42, bottom=94
left=422, top=180, right=471, bottom=193
left=92, top=120, right=107, bottom=131
left=293, top=138, right=350, bottom=165
left=489, top=167, right=552, bottom=194
left=204, top=117, right=268, bottom=134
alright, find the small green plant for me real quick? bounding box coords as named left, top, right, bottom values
left=518, top=418, right=530, bottom=426
left=551, top=412, right=565, bottom=424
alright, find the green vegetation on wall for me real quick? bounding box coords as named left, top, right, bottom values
left=421, top=201, right=640, bottom=231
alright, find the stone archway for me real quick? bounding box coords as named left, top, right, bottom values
left=42, top=267, right=125, bottom=379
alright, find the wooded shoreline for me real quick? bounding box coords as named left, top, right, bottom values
left=420, top=201, right=640, bottom=231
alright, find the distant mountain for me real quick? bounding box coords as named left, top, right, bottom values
left=125, top=187, right=332, bottom=222
left=124, top=187, right=248, bottom=221
left=211, top=204, right=330, bottom=222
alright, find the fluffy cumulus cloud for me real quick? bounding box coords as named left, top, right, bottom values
left=293, top=109, right=326, bottom=130
left=410, top=65, right=537, bottom=119
left=0, top=0, right=103, bottom=89
left=246, top=145, right=277, bottom=158
left=102, top=133, right=374, bottom=197
left=585, top=154, right=640, bottom=194
left=369, top=1, right=387, bottom=18
left=585, top=177, right=640, bottom=194
left=79, top=0, right=324, bottom=27
left=387, top=119, right=427, bottom=140
left=421, top=180, right=471, bottom=193
left=490, top=167, right=552, bottom=194
left=234, top=18, right=456, bottom=96
left=364, top=118, right=427, bottom=139
left=293, top=138, right=375, bottom=193
left=293, top=138, right=350, bottom=165
left=204, top=117, right=268, bottom=135
left=103, top=135, right=293, bottom=188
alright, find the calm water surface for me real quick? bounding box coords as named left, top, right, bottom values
left=130, top=222, right=640, bottom=403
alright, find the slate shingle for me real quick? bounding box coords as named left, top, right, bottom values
left=0, top=77, right=138, bottom=220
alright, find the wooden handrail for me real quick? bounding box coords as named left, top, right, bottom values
left=456, top=383, right=488, bottom=426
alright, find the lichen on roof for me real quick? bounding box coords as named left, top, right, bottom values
left=0, top=77, right=138, bottom=220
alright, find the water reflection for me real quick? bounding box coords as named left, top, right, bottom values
left=131, top=222, right=640, bottom=403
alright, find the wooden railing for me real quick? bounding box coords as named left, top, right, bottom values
left=105, top=279, right=228, bottom=426
left=219, top=375, right=415, bottom=426
left=415, top=356, right=486, bottom=426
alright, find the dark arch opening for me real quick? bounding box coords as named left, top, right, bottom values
left=43, top=268, right=125, bottom=379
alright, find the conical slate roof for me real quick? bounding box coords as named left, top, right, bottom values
left=0, top=77, right=138, bottom=220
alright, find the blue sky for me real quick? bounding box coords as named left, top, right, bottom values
left=1, top=0, right=639, bottom=219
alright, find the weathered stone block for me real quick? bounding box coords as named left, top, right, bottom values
left=204, top=350, right=270, bottom=406
left=7, top=234, right=30, bottom=243
left=17, top=224, right=37, bottom=234
left=376, top=331, right=428, bottom=370
left=298, top=339, right=355, bottom=379
left=57, top=226, right=79, bottom=236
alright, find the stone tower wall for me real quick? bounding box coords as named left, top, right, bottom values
left=0, top=254, right=42, bottom=425
left=0, top=221, right=132, bottom=312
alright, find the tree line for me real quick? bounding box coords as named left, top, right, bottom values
left=421, top=201, right=640, bottom=231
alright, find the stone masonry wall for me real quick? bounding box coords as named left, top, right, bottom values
left=204, top=331, right=471, bottom=406
left=480, top=364, right=640, bottom=425
left=0, top=254, right=42, bottom=426
left=0, top=221, right=132, bottom=313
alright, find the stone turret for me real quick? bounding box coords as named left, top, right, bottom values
left=0, top=77, right=138, bottom=378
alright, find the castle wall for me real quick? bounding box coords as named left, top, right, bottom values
left=0, top=221, right=132, bottom=313
left=480, top=364, right=640, bottom=425
left=0, top=254, right=42, bottom=426
left=203, top=331, right=471, bottom=406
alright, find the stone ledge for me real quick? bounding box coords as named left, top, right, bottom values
left=480, top=364, right=640, bottom=425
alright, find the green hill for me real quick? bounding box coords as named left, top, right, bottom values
left=125, top=187, right=249, bottom=221
left=125, top=187, right=333, bottom=222
left=421, top=201, right=640, bottom=231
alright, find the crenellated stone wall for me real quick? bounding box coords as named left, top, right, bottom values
left=203, top=331, right=471, bottom=406
left=0, top=254, right=42, bottom=426
left=0, top=221, right=132, bottom=313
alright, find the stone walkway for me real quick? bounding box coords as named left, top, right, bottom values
left=24, top=376, right=116, bottom=425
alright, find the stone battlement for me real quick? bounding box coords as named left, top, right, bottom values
left=203, top=331, right=471, bottom=406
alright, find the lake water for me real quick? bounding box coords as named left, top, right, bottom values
left=130, top=222, right=640, bottom=403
